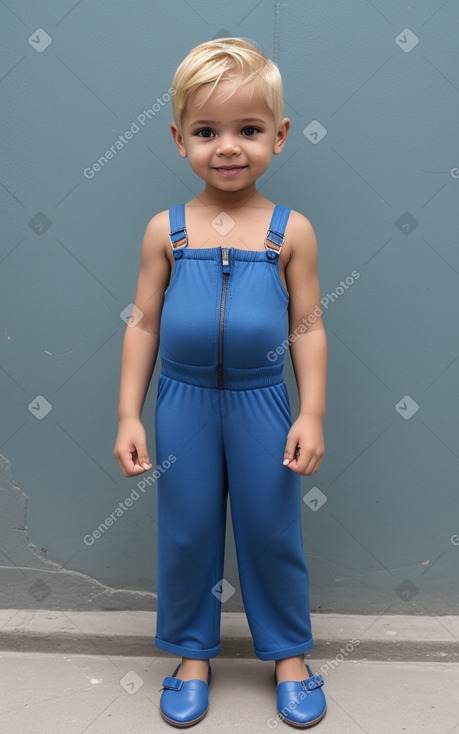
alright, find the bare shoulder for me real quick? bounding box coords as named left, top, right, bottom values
left=142, top=209, right=170, bottom=248
left=281, top=210, right=318, bottom=274
left=140, top=209, right=172, bottom=264
left=286, top=210, right=318, bottom=250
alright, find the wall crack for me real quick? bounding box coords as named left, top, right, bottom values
left=0, top=454, right=155, bottom=610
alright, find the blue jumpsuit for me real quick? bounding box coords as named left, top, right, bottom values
left=154, top=203, right=313, bottom=661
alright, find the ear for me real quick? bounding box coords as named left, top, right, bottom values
left=273, top=118, right=290, bottom=155
left=170, top=122, right=188, bottom=158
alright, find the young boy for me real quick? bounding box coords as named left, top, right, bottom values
left=114, top=38, right=327, bottom=728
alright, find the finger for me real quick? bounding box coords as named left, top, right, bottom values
left=287, top=449, right=315, bottom=476
left=131, top=438, right=152, bottom=471
left=129, top=454, right=152, bottom=475
left=114, top=448, right=131, bottom=476
left=283, top=435, right=299, bottom=465
left=301, top=452, right=323, bottom=476
left=126, top=460, right=150, bottom=477
left=284, top=454, right=303, bottom=474
left=117, top=447, right=142, bottom=477
left=123, top=450, right=139, bottom=476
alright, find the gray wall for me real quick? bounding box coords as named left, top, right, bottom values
left=1, top=1, right=458, bottom=615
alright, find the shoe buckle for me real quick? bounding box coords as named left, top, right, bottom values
left=160, top=676, right=184, bottom=691
left=301, top=674, right=324, bottom=692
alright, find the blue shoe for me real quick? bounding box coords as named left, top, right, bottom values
left=275, top=663, right=326, bottom=728
left=160, top=662, right=212, bottom=728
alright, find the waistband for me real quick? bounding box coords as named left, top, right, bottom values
left=160, top=355, right=284, bottom=390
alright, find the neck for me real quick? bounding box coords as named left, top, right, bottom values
left=198, top=183, right=262, bottom=211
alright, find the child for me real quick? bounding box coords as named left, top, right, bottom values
left=114, top=38, right=327, bottom=729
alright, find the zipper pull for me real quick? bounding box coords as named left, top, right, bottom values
left=221, top=247, right=230, bottom=273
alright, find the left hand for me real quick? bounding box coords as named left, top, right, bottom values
left=283, top=415, right=325, bottom=475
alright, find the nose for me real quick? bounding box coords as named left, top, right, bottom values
left=216, top=134, right=241, bottom=156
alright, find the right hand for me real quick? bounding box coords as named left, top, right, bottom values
left=113, top=418, right=153, bottom=477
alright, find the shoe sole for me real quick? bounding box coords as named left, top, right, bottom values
left=277, top=705, right=327, bottom=728
left=160, top=707, right=208, bottom=728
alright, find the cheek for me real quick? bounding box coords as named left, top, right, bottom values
left=185, top=154, right=202, bottom=171
left=253, top=150, right=270, bottom=164
left=189, top=146, right=211, bottom=164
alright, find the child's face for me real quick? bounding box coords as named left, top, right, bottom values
left=171, top=77, right=289, bottom=195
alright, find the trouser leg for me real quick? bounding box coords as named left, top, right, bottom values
left=154, top=375, right=227, bottom=659
left=222, top=382, right=313, bottom=661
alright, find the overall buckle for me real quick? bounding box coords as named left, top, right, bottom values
left=265, top=231, right=285, bottom=253
left=169, top=228, right=188, bottom=249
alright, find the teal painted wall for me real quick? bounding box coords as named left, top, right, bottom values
left=1, top=1, right=458, bottom=614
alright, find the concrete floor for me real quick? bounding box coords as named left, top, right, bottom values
left=1, top=654, right=458, bottom=734
left=1, top=611, right=458, bottom=733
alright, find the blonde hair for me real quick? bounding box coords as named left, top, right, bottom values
left=171, top=38, right=285, bottom=135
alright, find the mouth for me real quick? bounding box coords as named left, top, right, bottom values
left=214, top=165, right=247, bottom=177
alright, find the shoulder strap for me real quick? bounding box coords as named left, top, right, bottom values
left=168, top=203, right=188, bottom=249
left=265, top=205, right=291, bottom=253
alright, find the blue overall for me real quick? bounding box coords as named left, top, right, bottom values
left=154, top=203, right=313, bottom=661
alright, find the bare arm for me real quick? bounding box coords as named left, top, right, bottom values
left=283, top=212, right=328, bottom=475
left=113, top=211, right=171, bottom=476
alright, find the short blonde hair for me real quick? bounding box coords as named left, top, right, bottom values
left=171, top=37, right=285, bottom=135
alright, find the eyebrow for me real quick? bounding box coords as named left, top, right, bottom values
left=190, top=118, right=266, bottom=125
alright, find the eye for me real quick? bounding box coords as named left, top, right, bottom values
left=242, top=126, right=260, bottom=136
left=195, top=128, right=214, bottom=138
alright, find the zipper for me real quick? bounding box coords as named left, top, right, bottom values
left=218, top=248, right=230, bottom=389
